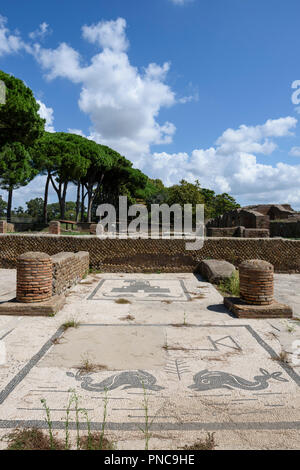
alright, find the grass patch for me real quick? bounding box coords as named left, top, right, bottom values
left=77, top=354, right=107, bottom=375
left=182, top=433, right=216, bottom=451
left=115, top=298, right=131, bottom=304
left=89, top=268, right=102, bottom=274
left=272, top=350, right=289, bottom=364
left=62, top=319, right=80, bottom=331
left=4, top=390, right=113, bottom=450
left=218, top=271, right=240, bottom=297
left=79, top=434, right=114, bottom=450
left=4, top=428, right=64, bottom=450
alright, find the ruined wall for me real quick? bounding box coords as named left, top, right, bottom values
left=51, top=251, right=89, bottom=295
left=270, top=220, right=300, bottom=239
left=0, top=234, right=300, bottom=273
left=207, top=208, right=270, bottom=230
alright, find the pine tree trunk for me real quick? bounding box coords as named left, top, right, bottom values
left=43, top=174, right=50, bottom=224
left=61, top=182, right=68, bottom=220
left=81, top=183, right=85, bottom=222
left=87, top=192, right=93, bottom=223
left=7, top=187, right=13, bottom=223
left=76, top=182, right=80, bottom=222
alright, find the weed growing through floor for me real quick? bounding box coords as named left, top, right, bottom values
left=138, top=381, right=155, bottom=450
left=218, top=271, right=240, bottom=297
left=77, top=353, right=107, bottom=375
left=4, top=428, right=64, bottom=451
left=115, top=298, right=132, bottom=304
left=272, top=350, right=289, bottom=364
left=89, top=268, right=102, bottom=274
left=41, top=398, right=55, bottom=450
left=62, top=319, right=80, bottom=331
left=99, top=388, right=109, bottom=450
left=4, top=389, right=115, bottom=450
left=182, top=432, right=216, bottom=450
left=163, top=332, right=169, bottom=351
left=64, top=392, right=74, bottom=450
left=120, top=314, right=135, bottom=321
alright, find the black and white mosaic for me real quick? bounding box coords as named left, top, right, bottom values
left=88, top=279, right=191, bottom=301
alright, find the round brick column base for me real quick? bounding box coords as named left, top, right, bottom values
left=49, top=221, right=61, bottom=235
left=239, top=259, right=274, bottom=306
left=17, top=252, right=53, bottom=303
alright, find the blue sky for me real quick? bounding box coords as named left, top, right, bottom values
left=1, top=0, right=300, bottom=209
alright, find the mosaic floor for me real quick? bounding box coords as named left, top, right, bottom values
left=0, top=271, right=299, bottom=449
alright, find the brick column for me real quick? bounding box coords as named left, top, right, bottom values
left=90, top=224, right=97, bottom=235
left=49, top=221, right=61, bottom=235
left=17, top=252, right=53, bottom=303
left=0, top=221, right=7, bottom=234
left=239, top=259, right=274, bottom=305
left=90, top=223, right=104, bottom=235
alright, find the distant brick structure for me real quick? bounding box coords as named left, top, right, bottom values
left=0, top=221, right=7, bottom=234
left=207, top=227, right=243, bottom=237
left=206, top=204, right=300, bottom=238
left=90, top=224, right=97, bottom=235
left=207, top=208, right=270, bottom=231
left=239, top=260, right=274, bottom=306
left=49, top=221, right=61, bottom=235
left=207, top=226, right=270, bottom=238
left=243, top=229, right=270, bottom=238
left=17, top=252, right=53, bottom=303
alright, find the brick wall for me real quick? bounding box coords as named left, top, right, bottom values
left=207, top=227, right=240, bottom=237
left=51, top=251, right=89, bottom=295
left=0, top=234, right=300, bottom=273
left=207, top=208, right=270, bottom=230
left=243, top=229, right=270, bottom=238
left=270, top=220, right=300, bottom=239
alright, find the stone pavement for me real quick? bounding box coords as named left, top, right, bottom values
left=274, top=274, right=300, bottom=319
left=0, top=270, right=299, bottom=450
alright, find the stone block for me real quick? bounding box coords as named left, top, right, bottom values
left=198, top=259, right=236, bottom=284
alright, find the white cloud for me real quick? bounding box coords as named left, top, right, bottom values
left=144, top=116, right=300, bottom=208
left=290, top=146, right=300, bottom=157
left=2, top=16, right=300, bottom=209
left=29, top=22, right=50, bottom=40
left=216, top=117, right=296, bottom=155
left=33, top=18, right=177, bottom=162
left=37, top=99, right=55, bottom=132
left=0, top=15, right=26, bottom=57
left=67, top=128, right=86, bottom=137
left=82, top=18, right=129, bottom=52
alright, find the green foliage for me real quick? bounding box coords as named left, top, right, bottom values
left=211, top=193, right=240, bottom=218
left=0, top=142, right=36, bottom=190
left=0, top=195, right=7, bottom=218
left=47, top=202, right=77, bottom=221
left=0, top=142, right=37, bottom=220
left=0, top=70, right=45, bottom=148
left=0, top=70, right=44, bottom=221
left=200, top=189, right=240, bottom=219
left=219, top=271, right=240, bottom=297
left=26, top=197, right=44, bottom=221
left=167, top=179, right=205, bottom=207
